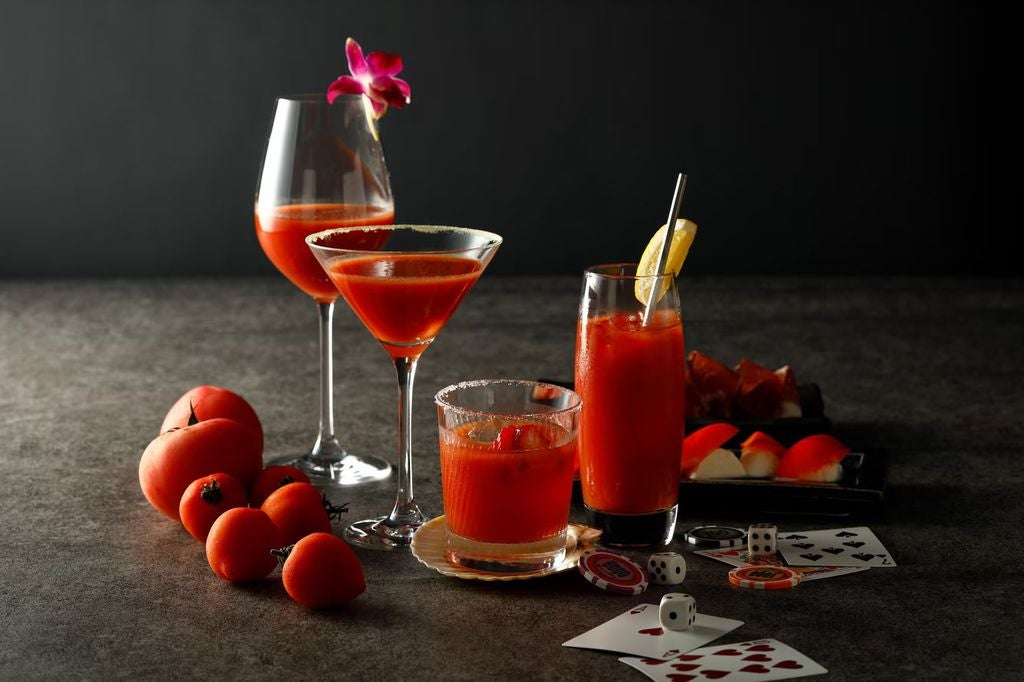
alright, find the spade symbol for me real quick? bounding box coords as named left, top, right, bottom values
left=842, top=541, right=866, bottom=548
left=835, top=531, right=858, bottom=537
left=793, top=543, right=815, bottom=550
left=822, top=547, right=844, bottom=555
left=782, top=534, right=807, bottom=540
left=852, top=553, right=877, bottom=562
left=800, top=553, right=823, bottom=562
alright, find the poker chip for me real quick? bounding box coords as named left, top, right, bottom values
left=578, top=549, right=648, bottom=595
left=684, top=525, right=747, bottom=548
left=728, top=565, right=802, bottom=590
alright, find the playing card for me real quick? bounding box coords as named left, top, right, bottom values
left=562, top=604, right=743, bottom=659
left=777, top=526, right=896, bottom=567
left=694, top=546, right=870, bottom=581
left=621, top=637, right=827, bottom=681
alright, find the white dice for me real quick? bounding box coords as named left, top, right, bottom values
left=648, top=552, right=687, bottom=585
left=659, top=592, right=696, bottom=631
left=748, top=523, right=777, bottom=559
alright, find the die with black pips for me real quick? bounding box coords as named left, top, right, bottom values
left=647, top=552, right=686, bottom=585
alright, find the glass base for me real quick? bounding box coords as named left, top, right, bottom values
left=265, top=451, right=392, bottom=487
left=586, top=505, right=678, bottom=547
left=445, top=529, right=567, bottom=574
left=344, top=517, right=421, bottom=551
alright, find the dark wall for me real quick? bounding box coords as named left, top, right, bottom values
left=0, top=1, right=996, bottom=276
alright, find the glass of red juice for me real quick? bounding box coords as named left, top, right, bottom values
left=575, top=264, right=685, bottom=546
left=435, top=380, right=581, bottom=573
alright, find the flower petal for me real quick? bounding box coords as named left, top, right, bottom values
left=326, top=76, right=366, bottom=104
left=369, top=98, right=389, bottom=119
left=391, top=77, right=411, bottom=100
left=366, top=51, right=403, bottom=77
left=369, top=76, right=410, bottom=108
left=346, top=37, right=369, bottom=78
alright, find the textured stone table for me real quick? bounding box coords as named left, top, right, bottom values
left=1, top=277, right=1021, bottom=680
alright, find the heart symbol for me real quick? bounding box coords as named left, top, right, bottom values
left=835, top=531, right=857, bottom=537
left=800, top=553, right=823, bottom=562
left=740, top=664, right=770, bottom=673
left=631, top=605, right=649, bottom=614
left=745, top=644, right=775, bottom=652
left=793, top=542, right=815, bottom=549
left=774, top=660, right=804, bottom=669
left=782, top=534, right=807, bottom=539
left=677, top=654, right=703, bottom=661
left=667, top=675, right=697, bottom=682
left=712, top=648, right=743, bottom=656
left=638, top=627, right=663, bottom=636
left=699, top=671, right=730, bottom=679
left=852, top=553, right=876, bottom=562
left=672, top=663, right=700, bottom=672
left=822, top=547, right=844, bottom=554
left=640, top=658, right=663, bottom=666
left=842, top=541, right=865, bottom=548
left=743, top=654, right=772, bottom=662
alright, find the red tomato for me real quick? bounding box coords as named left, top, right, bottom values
left=248, top=465, right=311, bottom=507
left=205, top=507, right=283, bottom=582
left=139, top=417, right=262, bottom=521
left=260, top=482, right=337, bottom=545
left=160, top=385, right=263, bottom=457
left=281, top=532, right=365, bottom=608
left=179, top=473, right=248, bottom=542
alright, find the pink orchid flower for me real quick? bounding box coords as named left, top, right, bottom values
left=326, top=37, right=411, bottom=118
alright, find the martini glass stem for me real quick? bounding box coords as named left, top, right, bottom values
left=386, top=355, right=425, bottom=528
left=311, top=301, right=342, bottom=460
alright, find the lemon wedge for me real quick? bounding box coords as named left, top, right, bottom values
left=634, top=218, right=698, bottom=305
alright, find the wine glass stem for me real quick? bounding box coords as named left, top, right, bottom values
left=386, top=355, right=424, bottom=527
left=311, top=301, right=338, bottom=458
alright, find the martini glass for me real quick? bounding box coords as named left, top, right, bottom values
left=255, top=94, right=393, bottom=486
left=307, top=225, right=502, bottom=550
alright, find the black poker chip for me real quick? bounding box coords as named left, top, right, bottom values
left=684, top=525, right=747, bottom=548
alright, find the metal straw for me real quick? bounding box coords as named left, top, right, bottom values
left=642, top=172, right=688, bottom=327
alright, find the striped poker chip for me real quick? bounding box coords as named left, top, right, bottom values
left=684, top=525, right=747, bottom=548
left=728, top=565, right=802, bottom=590
left=578, top=550, right=648, bottom=595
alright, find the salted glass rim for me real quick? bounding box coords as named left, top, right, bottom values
left=434, top=379, right=582, bottom=420
left=306, top=224, right=503, bottom=256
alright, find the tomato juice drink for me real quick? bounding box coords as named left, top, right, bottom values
left=575, top=264, right=685, bottom=546
left=255, top=203, right=393, bottom=302
left=435, top=380, right=582, bottom=573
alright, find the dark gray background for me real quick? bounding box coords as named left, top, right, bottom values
left=0, top=1, right=997, bottom=277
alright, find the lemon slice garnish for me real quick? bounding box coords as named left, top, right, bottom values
left=634, top=218, right=698, bottom=305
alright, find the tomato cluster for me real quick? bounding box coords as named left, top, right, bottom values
left=138, top=385, right=365, bottom=608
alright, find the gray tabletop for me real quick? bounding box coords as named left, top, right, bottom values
left=1, top=277, right=1022, bottom=680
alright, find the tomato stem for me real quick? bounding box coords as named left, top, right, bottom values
left=187, top=401, right=199, bottom=426
left=321, top=493, right=349, bottom=522
left=200, top=478, right=223, bottom=504
left=269, top=544, right=295, bottom=566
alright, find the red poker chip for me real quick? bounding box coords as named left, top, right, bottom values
left=578, top=549, right=648, bottom=595
left=728, top=565, right=801, bottom=590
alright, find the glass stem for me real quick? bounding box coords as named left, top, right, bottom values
left=386, top=355, right=425, bottom=528
left=310, top=301, right=341, bottom=460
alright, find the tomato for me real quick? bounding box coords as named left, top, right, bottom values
left=280, top=532, right=365, bottom=608
left=261, top=482, right=342, bottom=546
left=179, top=473, right=248, bottom=542
left=249, top=465, right=311, bottom=507
left=160, top=385, right=263, bottom=457
left=205, top=507, right=283, bottom=582
left=139, top=417, right=262, bottom=520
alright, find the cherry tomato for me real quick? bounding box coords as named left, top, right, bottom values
left=179, top=473, right=248, bottom=542
left=248, top=465, right=311, bottom=507
left=139, top=417, right=262, bottom=520
left=261, top=482, right=343, bottom=546
left=160, top=385, right=263, bottom=457
left=280, top=532, right=365, bottom=608
left=205, top=507, right=283, bottom=582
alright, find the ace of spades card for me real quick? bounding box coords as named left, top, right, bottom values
left=621, top=638, right=827, bottom=681
left=777, top=527, right=896, bottom=567
left=562, top=604, right=743, bottom=659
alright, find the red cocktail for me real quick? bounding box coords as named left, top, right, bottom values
left=575, top=265, right=685, bottom=546
left=435, top=380, right=581, bottom=572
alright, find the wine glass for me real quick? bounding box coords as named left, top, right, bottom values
left=254, top=94, right=393, bottom=485
left=307, top=225, right=502, bottom=550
